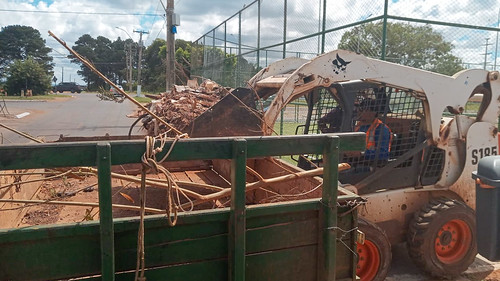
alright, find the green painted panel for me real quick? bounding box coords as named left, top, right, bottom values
left=81, top=259, right=228, bottom=281
left=0, top=133, right=365, bottom=169
left=0, top=134, right=361, bottom=280
left=247, top=209, right=317, bottom=229
left=246, top=217, right=318, bottom=253
left=0, top=234, right=102, bottom=281
left=246, top=245, right=317, bottom=281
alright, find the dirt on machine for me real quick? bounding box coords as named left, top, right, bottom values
left=136, top=49, right=500, bottom=281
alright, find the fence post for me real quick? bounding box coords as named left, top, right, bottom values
left=257, top=0, right=261, bottom=69
left=381, top=0, right=389, bottom=60
left=321, top=0, right=327, bottom=54
left=237, top=11, right=242, bottom=87
left=283, top=0, right=287, bottom=59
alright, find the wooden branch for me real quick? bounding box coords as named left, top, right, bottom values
left=180, top=163, right=351, bottom=209
left=0, top=123, right=43, bottom=143
left=81, top=167, right=206, bottom=200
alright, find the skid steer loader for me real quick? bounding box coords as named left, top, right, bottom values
left=188, top=50, right=500, bottom=281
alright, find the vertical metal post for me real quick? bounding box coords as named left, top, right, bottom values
left=318, top=136, right=339, bottom=281
left=212, top=29, right=216, bottom=79
left=280, top=109, right=284, bottom=135
left=128, top=43, right=133, bottom=92
left=257, top=0, right=261, bottom=69
left=229, top=139, right=247, bottom=281
left=321, top=0, right=327, bottom=54
left=97, top=142, right=115, bottom=281
left=224, top=21, right=227, bottom=56
left=494, top=8, right=499, bottom=70
left=381, top=0, right=389, bottom=60
left=283, top=0, right=287, bottom=59
left=237, top=12, right=242, bottom=87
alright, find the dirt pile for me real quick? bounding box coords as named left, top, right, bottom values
left=142, top=80, right=229, bottom=136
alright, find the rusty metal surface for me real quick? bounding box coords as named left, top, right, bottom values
left=186, top=88, right=263, bottom=138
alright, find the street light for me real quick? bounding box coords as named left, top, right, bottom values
left=115, top=26, right=133, bottom=41
left=115, top=27, right=134, bottom=93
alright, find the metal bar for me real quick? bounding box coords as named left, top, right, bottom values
left=212, top=29, right=216, bottom=79
left=97, top=142, right=115, bottom=281
left=318, top=136, right=339, bottom=280
left=194, top=0, right=260, bottom=42
left=237, top=11, right=242, bottom=87
left=257, top=0, right=261, bottom=69
left=321, top=0, right=327, bottom=54
left=229, top=139, right=247, bottom=281
left=239, top=16, right=384, bottom=59
left=381, top=0, right=389, bottom=60
left=387, top=15, right=500, bottom=32
left=283, top=0, right=287, bottom=59
left=0, top=133, right=366, bottom=170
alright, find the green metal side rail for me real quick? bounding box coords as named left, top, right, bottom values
left=0, top=133, right=365, bottom=281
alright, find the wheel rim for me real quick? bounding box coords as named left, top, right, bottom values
left=357, top=240, right=380, bottom=281
left=434, top=219, right=472, bottom=264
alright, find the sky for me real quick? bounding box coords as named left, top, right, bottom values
left=0, top=0, right=251, bottom=84
left=1, top=0, right=500, bottom=85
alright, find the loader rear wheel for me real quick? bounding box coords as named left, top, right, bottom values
left=356, top=218, right=391, bottom=281
left=407, top=198, right=477, bottom=278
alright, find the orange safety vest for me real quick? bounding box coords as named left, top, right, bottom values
left=359, top=118, right=393, bottom=152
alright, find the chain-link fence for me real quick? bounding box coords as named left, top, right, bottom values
left=192, top=0, right=500, bottom=88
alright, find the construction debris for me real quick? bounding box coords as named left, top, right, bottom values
left=141, top=79, right=229, bottom=136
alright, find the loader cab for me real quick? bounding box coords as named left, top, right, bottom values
left=296, top=81, right=432, bottom=194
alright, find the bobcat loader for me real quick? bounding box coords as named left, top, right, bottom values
left=189, top=50, right=500, bottom=281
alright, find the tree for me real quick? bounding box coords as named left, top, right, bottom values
left=71, top=34, right=131, bottom=90
left=338, top=22, right=463, bottom=75
left=143, top=38, right=167, bottom=92
left=0, top=25, right=53, bottom=79
left=5, top=57, right=52, bottom=96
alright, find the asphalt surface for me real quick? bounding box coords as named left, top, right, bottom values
left=0, top=93, right=141, bottom=144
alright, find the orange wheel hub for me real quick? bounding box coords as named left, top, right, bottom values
left=356, top=240, right=380, bottom=281
left=434, top=219, right=472, bottom=264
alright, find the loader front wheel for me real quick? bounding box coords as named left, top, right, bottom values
left=356, top=218, right=391, bottom=281
left=407, top=198, right=477, bottom=278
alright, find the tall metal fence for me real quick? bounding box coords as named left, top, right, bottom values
left=191, top=0, right=500, bottom=88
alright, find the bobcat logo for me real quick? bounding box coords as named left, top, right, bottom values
left=332, top=53, right=351, bottom=74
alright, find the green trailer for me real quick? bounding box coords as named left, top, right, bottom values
left=0, top=133, right=364, bottom=281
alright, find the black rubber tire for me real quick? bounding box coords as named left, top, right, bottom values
left=407, top=198, right=477, bottom=278
left=357, top=218, right=392, bottom=281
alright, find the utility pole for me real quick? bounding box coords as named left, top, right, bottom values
left=166, top=0, right=175, bottom=91
left=125, top=42, right=133, bottom=92
left=134, top=30, right=149, bottom=97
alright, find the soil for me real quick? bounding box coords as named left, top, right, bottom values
left=16, top=173, right=171, bottom=226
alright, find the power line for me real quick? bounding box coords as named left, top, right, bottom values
left=0, top=9, right=162, bottom=16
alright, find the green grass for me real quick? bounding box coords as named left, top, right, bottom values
left=273, top=121, right=304, bottom=164
left=273, top=121, right=302, bottom=135
left=133, top=96, right=152, bottom=103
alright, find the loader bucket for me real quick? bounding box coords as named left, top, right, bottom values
left=185, top=87, right=264, bottom=137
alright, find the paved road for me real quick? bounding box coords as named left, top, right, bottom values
left=0, top=93, right=142, bottom=144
